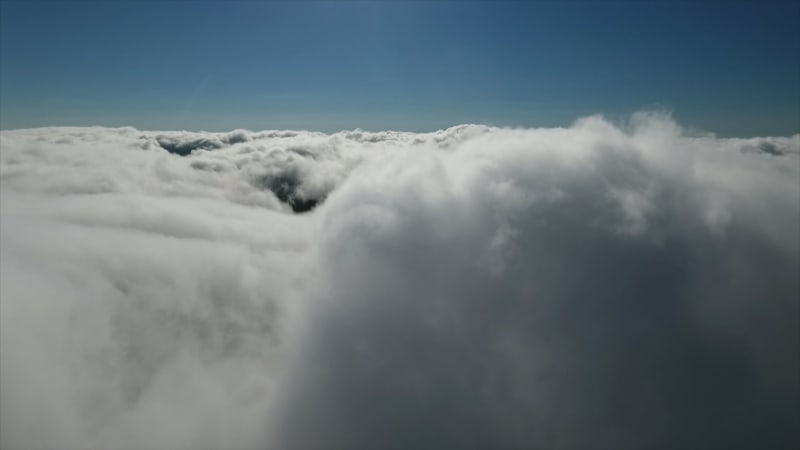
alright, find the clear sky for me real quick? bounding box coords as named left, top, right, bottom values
left=1, top=0, right=798, bottom=136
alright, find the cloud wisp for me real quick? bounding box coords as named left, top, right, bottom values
left=1, top=114, right=798, bottom=449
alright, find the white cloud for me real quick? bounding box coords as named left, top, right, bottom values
left=1, top=114, right=798, bottom=449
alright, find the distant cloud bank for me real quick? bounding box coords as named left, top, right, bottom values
left=1, top=114, right=798, bottom=449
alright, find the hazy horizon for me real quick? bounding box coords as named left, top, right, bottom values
left=3, top=118, right=799, bottom=139
left=2, top=1, right=798, bottom=136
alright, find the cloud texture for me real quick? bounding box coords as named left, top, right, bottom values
left=1, top=114, right=798, bottom=449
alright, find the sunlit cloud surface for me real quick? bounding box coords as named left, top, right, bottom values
left=1, top=114, right=798, bottom=449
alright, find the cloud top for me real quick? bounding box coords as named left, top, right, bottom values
left=1, top=114, right=798, bottom=449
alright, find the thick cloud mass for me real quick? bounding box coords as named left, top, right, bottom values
left=1, top=114, right=798, bottom=449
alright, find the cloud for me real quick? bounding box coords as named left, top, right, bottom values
left=1, top=114, right=798, bottom=449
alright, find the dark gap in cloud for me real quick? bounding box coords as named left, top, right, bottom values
left=740, top=140, right=790, bottom=156
left=254, top=172, right=324, bottom=213
left=288, top=197, right=321, bottom=214
left=756, top=141, right=784, bottom=155
left=156, top=136, right=224, bottom=156
left=224, top=131, right=250, bottom=145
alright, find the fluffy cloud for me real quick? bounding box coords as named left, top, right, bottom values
left=1, top=114, right=798, bottom=449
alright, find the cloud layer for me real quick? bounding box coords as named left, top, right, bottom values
left=1, top=114, right=798, bottom=449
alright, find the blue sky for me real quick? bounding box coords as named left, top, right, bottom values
left=1, top=0, right=798, bottom=135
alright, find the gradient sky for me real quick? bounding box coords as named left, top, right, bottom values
left=1, top=0, right=798, bottom=135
